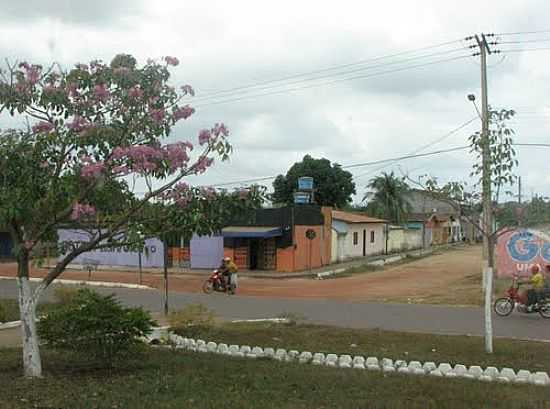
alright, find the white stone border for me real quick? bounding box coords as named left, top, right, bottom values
left=0, top=276, right=153, bottom=290
left=146, top=329, right=550, bottom=387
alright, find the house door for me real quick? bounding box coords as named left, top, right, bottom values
left=362, top=229, right=366, bottom=257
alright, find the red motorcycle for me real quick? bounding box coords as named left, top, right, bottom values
left=202, top=269, right=236, bottom=295
left=494, top=276, right=550, bottom=318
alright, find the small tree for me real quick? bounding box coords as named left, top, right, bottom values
left=0, top=55, right=264, bottom=377
left=363, top=171, right=411, bottom=224
left=272, top=155, right=355, bottom=207
left=416, top=107, right=517, bottom=353
left=38, top=288, right=155, bottom=366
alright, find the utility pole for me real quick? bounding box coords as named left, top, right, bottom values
left=474, top=33, right=494, bottom=354
left=518, top=176, right=522, bottom=205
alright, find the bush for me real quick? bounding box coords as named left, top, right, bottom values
left=37, top=289, right=156, bottom=366
left=53, top=285, right=80, bottom=304
left=169, top=304, right=215, bottom=337
left=0, top=299, right=19, bottom=322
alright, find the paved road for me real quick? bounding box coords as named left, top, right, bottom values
left=1, top=280, right=549, bottom=341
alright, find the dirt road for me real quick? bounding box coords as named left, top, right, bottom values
left=0, top=245, right=482, bottom=303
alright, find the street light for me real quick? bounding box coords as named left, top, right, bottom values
left=467, top=94, right=482, bottom=120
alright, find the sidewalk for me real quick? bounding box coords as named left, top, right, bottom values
left=55, top=243, right=461, bottom=280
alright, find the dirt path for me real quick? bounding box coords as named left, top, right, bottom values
left=0, top=245, right=482, bottom=303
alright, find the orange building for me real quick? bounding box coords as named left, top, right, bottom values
left=222, top=205, right=332, bottom=272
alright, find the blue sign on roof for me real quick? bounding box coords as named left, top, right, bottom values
left=294, top=192, right=310, bottom=204
left=297, top=177, right=314, bottom=191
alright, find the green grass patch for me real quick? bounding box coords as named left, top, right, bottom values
left=0, top=298, right=59, bottom=323
left=174, top=322, right=550, bottom=373
left=1, top=346, right=549, bottom=408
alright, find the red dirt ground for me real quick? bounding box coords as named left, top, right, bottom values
left=0, top=245, right=482, bottom=303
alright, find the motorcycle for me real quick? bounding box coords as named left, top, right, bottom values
left=202, top=269, right=236, bottom=295
left=493, top=275, right=550, bottom=318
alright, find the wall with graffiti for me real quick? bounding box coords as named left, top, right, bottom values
left=496, top=229, right=550, bottom=277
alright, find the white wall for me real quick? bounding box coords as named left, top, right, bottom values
left=341, top=223, right=385, bottom=259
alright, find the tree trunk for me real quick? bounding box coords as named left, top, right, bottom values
left=17, top=254, right=43, bottom=378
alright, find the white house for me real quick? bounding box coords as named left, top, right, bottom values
left=331, top=210, right=387, bottom=263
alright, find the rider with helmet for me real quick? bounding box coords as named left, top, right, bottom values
left=523, top=265, right=545, bottom=311
left=219, top=256, right=237, bottom=289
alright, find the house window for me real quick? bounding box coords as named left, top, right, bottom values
left=353, top=232, right=358, bottom=245
left=370, top=231, right=375, bottom=243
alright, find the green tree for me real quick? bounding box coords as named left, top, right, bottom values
left=363, top=172, right=411, bottom=224
left=0, top=55, right=264, bottom=377
left=272, top=155, right=355, bottom=208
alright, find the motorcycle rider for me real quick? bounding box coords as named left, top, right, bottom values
left=219, top=256, right=237, bottom=289
left=523, top=265, right=545, bottom=311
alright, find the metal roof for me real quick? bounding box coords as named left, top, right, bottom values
left=221, top=226, right=282, bottom=238
left=332, top=210, right=386, bottom=224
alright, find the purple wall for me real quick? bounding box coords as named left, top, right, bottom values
left=190, top=234, right=223, bottom=269
left=57, top=229, right=165, bottom=268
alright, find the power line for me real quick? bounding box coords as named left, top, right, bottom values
left=192, top=38, right=463, bottom=101
left=351, top=117, right=478, bottom=180
left=205, top=145, right=471, bottom=188
left=495, top=30, right=550, bottom=36
left=500, top=47, right=550, bottom=53
left=195, top=54, right=473, bottom=108
left=498, top=38, right=550, bottom=45
left=191, top=47, right=467, bottom=104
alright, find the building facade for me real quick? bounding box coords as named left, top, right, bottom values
left=331, top=210, right=386, bottom=262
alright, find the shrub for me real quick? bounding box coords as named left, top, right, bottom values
left=53, top=285, right=80, bottom=304
left=169, top=304, right=215, bottom=337
left=0, top=299, right=19, bottom=322
left=37, top=289, right=156, bottom=366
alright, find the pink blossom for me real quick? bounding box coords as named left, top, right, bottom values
left=32, top=121, right=54, bottom=134
left=212, top=123, right=229, bottom=138
left=81, top=162, right=105, bottom=179
left=128, top=86, right=144, bottom=99
left=183, top=141, right=194, bottom=151
left=150, top=108, right=165, bottom=123
left=25, top=66, right=41, bottom=85
left=181, top=84, right=195, bottom=96
left=68, top=116, right=93, bottom=133
left=165, top=56, right=180, bottom=66
left=70, top=203, right=96, bottom=220
left=94, top=84, right=110, bottom=102
left=18, top=62, right=30, bottom=70
left=66, top=82, right=79, bottom=98
left=163, top=143, right=190, bottom=171
left=173, top=105, right=195, bottom=121
left=201, top=187, right=216, bottom=200
left=198, top=129, right=212, bottom=146
left=40, top=161, right=49, bottom=169
left=112, top=165, right=131, bottom=175
left=195, top=157, right=214, bottom=174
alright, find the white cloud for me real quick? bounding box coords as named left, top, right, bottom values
left=1, top=0, right=550, bottom=202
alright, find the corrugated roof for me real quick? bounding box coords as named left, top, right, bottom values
left=221, top=226, right=282, bottom=238
left=331, top=210, right=386, bottom=224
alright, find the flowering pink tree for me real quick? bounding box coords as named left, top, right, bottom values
left=0, top=54, right=263, bottom=377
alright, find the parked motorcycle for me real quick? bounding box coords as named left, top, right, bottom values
left=493, top=276, right=550, bottom=318
left=202, top=269, right=236, bottom=295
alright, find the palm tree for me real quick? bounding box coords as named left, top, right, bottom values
left=364, top=172, right=411, bottom=224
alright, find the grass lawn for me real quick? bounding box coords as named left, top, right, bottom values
left=2, top=346, right=550, bottom=409
left=177, top=321, right=550, bottom=373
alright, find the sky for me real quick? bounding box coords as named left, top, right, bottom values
left=0, top=0, right=549, bottom=204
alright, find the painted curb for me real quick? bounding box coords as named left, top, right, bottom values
left=153, top=329, right=550, bottom=388
left=0, top=276, right=153, bottom=290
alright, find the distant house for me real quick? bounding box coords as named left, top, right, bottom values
left=331, top=210, right=386, bottom=262
left=176, top=205, right=332, bottom=272
left=404, top=189, right=469, bottom=245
